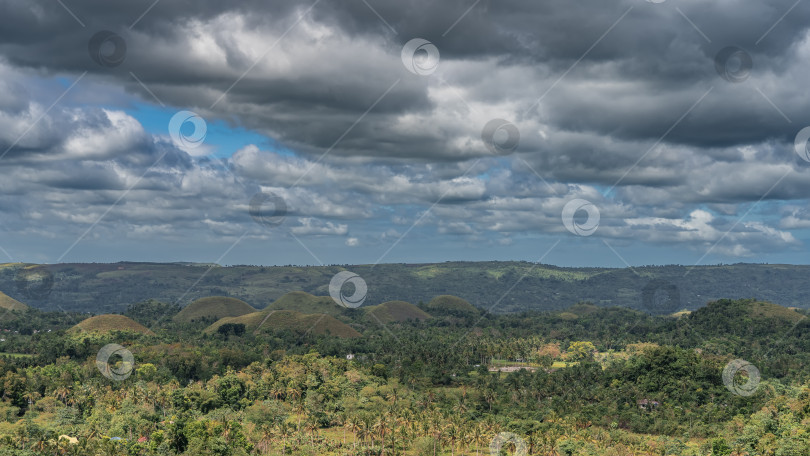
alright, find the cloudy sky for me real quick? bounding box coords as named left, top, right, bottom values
left=0, top=0, right=809, bottom=267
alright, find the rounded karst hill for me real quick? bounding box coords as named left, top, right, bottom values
left=426, top=295, right=480, bottom=317
left=364, top=301, right=431, bottom=323
left=265, top=291, right=345, bottom=316
left=0, top=291, right=28, bottom=312
left=70, top=314, right=155, bottom=336
left=205, top=309, right=361, bottom=338
left=173, top=296, right=256, bottom=323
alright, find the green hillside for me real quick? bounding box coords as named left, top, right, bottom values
left=2, top=261, right=810, bottom=315
left=363, top=301, right=431, bottom=324
left=205, top=310, right=361, bottom=338
left=69, top=314, right=155, bottom=336
left=685, top=298, right=805, bottom=338
left=173, top=296, right=255, bottom=323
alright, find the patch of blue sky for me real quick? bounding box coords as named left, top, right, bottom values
left=126, top=103, right=299, bottom=159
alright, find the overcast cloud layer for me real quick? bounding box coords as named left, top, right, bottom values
left=0, top=0, right=809, bottom=267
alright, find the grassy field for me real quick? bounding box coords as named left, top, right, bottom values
left=0, top=353, right=34, bottom=358
left=489, top=359, right=575, bottom=369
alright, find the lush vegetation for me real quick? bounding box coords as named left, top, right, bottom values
left=0, top=296, right=807, bottom=454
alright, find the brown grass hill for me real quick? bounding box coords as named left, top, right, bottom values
left=264, top=291, right=347, bottom=317
left=173, top=296, right=256, bottom=323
left=425, top=295, right=480, bottom=317
left=204, top=309, right=361, bottom=338
left=69, top=315, right=155, bottom=336
left=363, top=301, right=431, bottom=324
left=0, top=291, right=28, bottom=312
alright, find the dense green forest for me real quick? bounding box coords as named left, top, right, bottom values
left=0, top=295, right=808, bottom=454
left=2, top=262, right=810, bottom=314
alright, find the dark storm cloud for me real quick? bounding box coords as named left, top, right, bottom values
left=0, top=0, right=809, bottom=260
left=1, top=0, right=808, bottom=162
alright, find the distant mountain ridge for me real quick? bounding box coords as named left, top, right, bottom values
left=0, top=261, right=808, bottom=314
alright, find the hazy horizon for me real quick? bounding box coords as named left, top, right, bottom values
left=8, top=258, right=810, bottom=269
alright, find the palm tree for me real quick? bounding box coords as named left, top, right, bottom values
left=256, top=424, right=273, bottom=454
left=471, top=423, right=486, bottom=456
left=483, top=388, right=497, bottom=412
left=275, top=421, right=292, bottom=454
left=303, top=413, right=319, bottom=447
left=13, top=424, right=28, bottom=450
left=363, top=416, right=374, bottom=450
left=430, top=411, right=445, bottom=456
left=444, top=421, right=459, bottom=456
left=270, top=383, right=284, bottom=400
left=453, top=394, right=468, bottom=416
left=54, top=386, right=70, bottom=405
left=373, top=416, right=389, bottom=455
left=348, top=415, right=362, bottom=452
